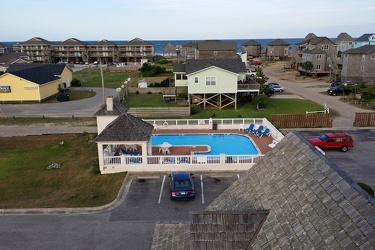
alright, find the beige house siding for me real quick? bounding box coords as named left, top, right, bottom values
left=187, top=67, right=238, bottom=94
left=197, top=50, right=238, bottom=59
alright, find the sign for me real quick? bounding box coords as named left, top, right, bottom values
left=0, top=86, right=11, bottom=93
left=24, top=86, right=38, bottom=89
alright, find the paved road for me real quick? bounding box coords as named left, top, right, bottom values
left=0, top=87, right=116, bottom=118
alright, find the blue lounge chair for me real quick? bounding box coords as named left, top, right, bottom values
left=257, top=128, right=270, bottom=138
left=252, top=125, right=264, bottom=135
left=244, top=123, right=255, bottom=133
left=121, top=149, right=140, bottom=156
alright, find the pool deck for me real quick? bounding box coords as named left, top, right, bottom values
left=149, top=129, right=273, bottom=156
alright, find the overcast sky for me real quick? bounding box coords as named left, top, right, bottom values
left=2, top=0, right=374, bottom=42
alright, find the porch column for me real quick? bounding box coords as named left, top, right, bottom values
left=235, top=93, right=237, bottom=110
left=141, top=142, right=148, bottom=164
left=97, top=143, right=104, bottom=173
left=147, top=139, right=152, bottom=155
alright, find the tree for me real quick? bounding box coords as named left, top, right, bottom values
left=254, top=66, right=268, bottom=85
left=300, top=61, right=313, bottom=72
left=252, top=94, right=270, bottom=110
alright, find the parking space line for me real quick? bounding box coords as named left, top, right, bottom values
left=158, top=175, right=166, bottom=204
left=200, top=175, right=205, bottom=204
left=237, top=174, right=240, bottom=179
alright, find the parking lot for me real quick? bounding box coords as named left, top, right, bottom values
left=109, top=173, right=241, bottom=222
left=299, top=129, right=375, bottom=189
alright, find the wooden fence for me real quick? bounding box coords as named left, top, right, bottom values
left=271, top=113, right=332, bottom=128
left=128, top=107, right=190, bottom=118
left=353, top=112, right=375, bottom=127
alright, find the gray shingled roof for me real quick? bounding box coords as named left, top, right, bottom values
left=267, top=39, right=289, bottom=46
left=242, top=39, right=261, bottom=46
left=151, top=131, right=375, bottom=249
left=344, top=45, right=375, bottom=54
left=16, top=37, right=54, bottom=45
left=177, top=59, right=246, bottom=75
left=94, top=99, right=129, bottom=116
left=197, top=40, right=237, bottom=51
left=206, top=131, right=375, bottom=249
left=6, top=64, right=67, bottom=84
left=302, top=48, right=326, bottom=54
left=54, top=38, right=88, bottom=46
left=94, top=113, right=154, bottom=142
left=121, top=38, right=153, bottom=46
left=355, top=33, right=375, bottom=42
left=89, top=39, right=118, bottom=46
left=334, top=32, right=354, bottom=42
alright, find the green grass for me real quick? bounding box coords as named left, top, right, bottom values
left=125, top=93, right=324, bottom=120
left=0, top=133, right=125, bottom=209
left=0, top=117, right=97, bottom=126
left=42, top=89, right=96, bottom=103
left=73, top=67, right=134, bottom=88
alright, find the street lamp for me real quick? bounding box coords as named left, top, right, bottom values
left=176, top=48, right=180, bottom=64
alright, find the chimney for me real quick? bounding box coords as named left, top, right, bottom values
left=106, top=96, right=113, bottom=111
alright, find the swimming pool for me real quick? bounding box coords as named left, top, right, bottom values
left=152, top=134, right=258, bottom=155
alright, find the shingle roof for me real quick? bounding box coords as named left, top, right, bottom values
left=355, top=33, right=375, bottom=42
left=344, top=45, right=375, bottom=54
left=121, top=38, right=153, bottom=46
left=197, top=40, right=237, bottom=51
left=16, top=37, right=54, bottom=45
left=178, top=59, right=246, bottom=75
left=334, top=32, right=354, bottom=42
left=242, top=39, right=261, bottom=46
left=94, top=98, right=129, bottom=116
left=0, top=52, right=30, bottom=64
left=94, top=113, right=154, bottom=142
left=206, top=131, right=375, bottom=249
left=89, top=39, right=118, bottom=46
left=54, top=38, right=88, bottom=46
left=267, top=38, right=289, bottom=46
left=6, top=64, right=67, bottom=84
left=151, top=130, right=375, bottom=249
left=302, top=48, right=326, bottom=54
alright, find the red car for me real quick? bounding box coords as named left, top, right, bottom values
left=308, top=132, right=354, bottom=152
left=248, top=60, right=262, bottom=65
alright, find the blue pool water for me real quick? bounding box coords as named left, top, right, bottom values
left=152, top=134, right=258, bottom=155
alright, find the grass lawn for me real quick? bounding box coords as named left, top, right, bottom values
left=125, top=93, right=324, bottom=120
left=0, top=133, right=125, bottom=209
left=43, top=89, right=96, bottom=103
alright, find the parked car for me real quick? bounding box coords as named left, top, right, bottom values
left=248, top=60, right=262, bottom=65
left=268, top=82, right=285, bottom=92
left=56, top=91, right=69, bottom=102
left=246, top=69, right=257, bottom=77
left=330, top=81, right=341, bottom=87
left=308, top=132, right=354, bottom=152
left=327, top=86, right=351, bottom=96
left=260, top=84, right=275, bottom=97
left=169, top=172, right=195, bottom=200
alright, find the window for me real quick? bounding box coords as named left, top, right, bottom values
left=194, top=77, right=199, bottom=84
left=316, top=64, right=321, bottom=70
left=362, top=55, right=366, bottom=61
left=206, top=77, right=216, bottom=86
left=371, top=54, right=375, bottom=60
left=361, top=65, right=364, bottom=71
left=322, top=44, right=329, bottom=50
left=176, top=74, right=181, bottom=80
left=316, top=54, right=322, bottom=60
left=349, top=42, right=353, bottom=45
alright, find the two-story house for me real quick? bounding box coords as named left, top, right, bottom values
left=179, top=42, right=198, bottom=61
left=52, top=38, right=89, bottom=64
left=334, top=32, right=354, bottom=57
left=266, top=39, right=289, bottom=60
left=173, top=59, right=259, bottom=110
left=162, top=42, right=177, bottom=57
left=196, top=40, right=238, bottom=60
left=13, top=37, right=54, bottom=63
left=241, top=40, right=262, bottom=58
left=354, top=33, right=375, bottom=48
left=341, top=45, right=375, bottom=85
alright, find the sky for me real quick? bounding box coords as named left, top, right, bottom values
left=1, top=0, right=375, bottom=42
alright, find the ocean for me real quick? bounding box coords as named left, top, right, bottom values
left=2, top=38, right=303, bottom=55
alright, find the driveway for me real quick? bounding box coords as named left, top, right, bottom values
left=0, top=87, right=116, bottom=118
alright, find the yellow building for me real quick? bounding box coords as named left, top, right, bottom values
left=0, top=64, right=72, bottom=103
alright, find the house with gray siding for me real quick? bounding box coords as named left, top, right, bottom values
left=341, top=45, right=375, bottom=85
left=52, top=38, right=89, bottom=64
left=334, top=32, right=354, bottom=56
left=301, top=48, right=327, bottom=72
left=266, top=39, right=289, bottom=60
left=241, top=39, right=262, bottom=58
left=196, top=40, right=238, bottom=60
left=88, top=39, right=118, bottom=64
left=162, top=41, right=177, bottom=57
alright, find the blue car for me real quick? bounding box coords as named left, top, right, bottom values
left=169, top=172, right=195, bottom=200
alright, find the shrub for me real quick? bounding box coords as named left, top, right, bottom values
left=147, top=91, right=152, bottom=94
left=139, top=63, right=166, bottom=77
left=135, top=91, right=139, bottom=95
left=71, top=78, right=82, bottom=87
left=190, top=104, right=200, bottom=114
left=252, top=94, right=270, bottom=109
